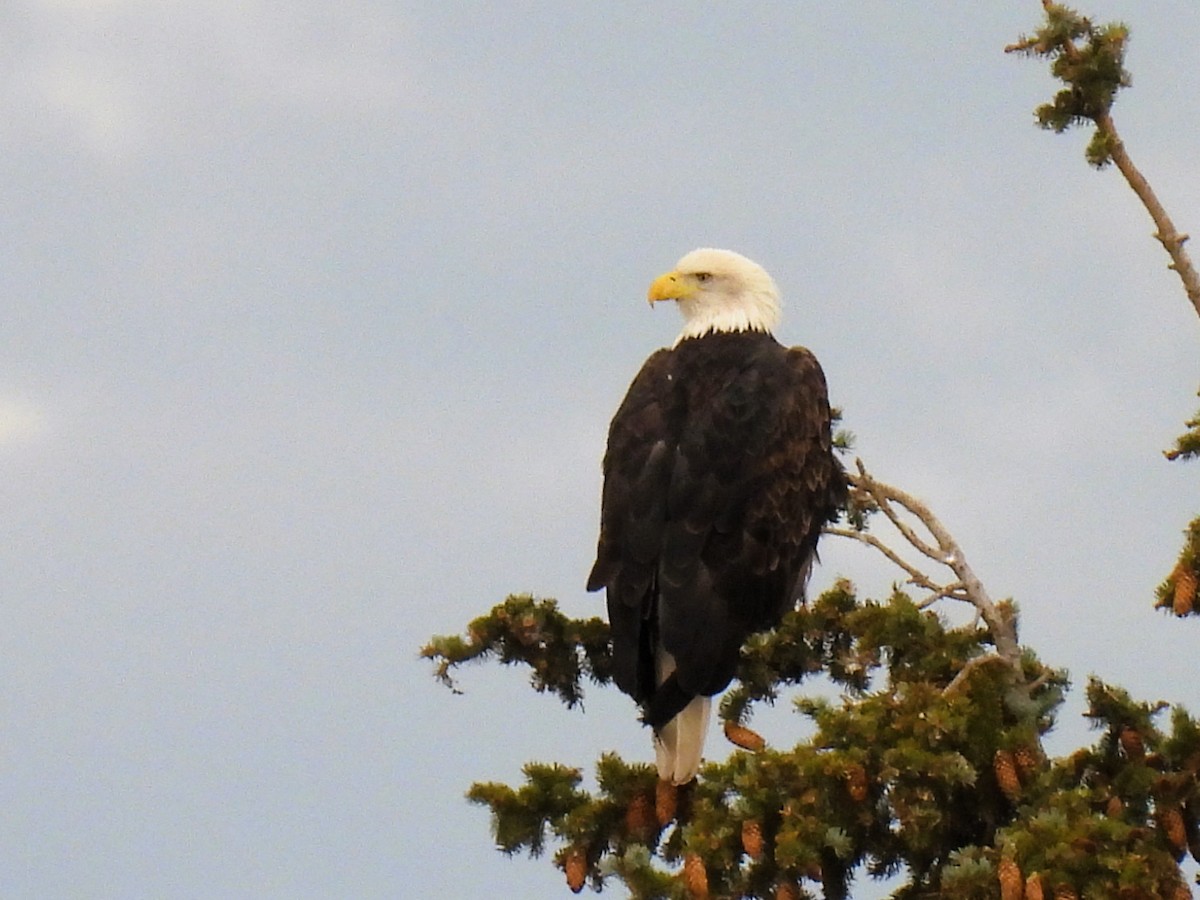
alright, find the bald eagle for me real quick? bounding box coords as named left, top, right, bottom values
left=587, top=248, right=845, bottom=785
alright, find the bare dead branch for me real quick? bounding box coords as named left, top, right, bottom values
left=824, top=526, right=940, bottom=591
left=1093, top=111, right=1200, bottom=319
left=825, top=524, right=971, bottom=608
left=943, top=653, right=1013, bottom=697
left=853, top=460, right=948, bottom=564
left=915, top=582, right=972, bottom=609
left=832, top=460, right=1022, bottom=670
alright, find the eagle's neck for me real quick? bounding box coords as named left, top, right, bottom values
left=673, top=291, right=780, bottom=347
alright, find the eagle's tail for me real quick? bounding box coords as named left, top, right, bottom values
left=652, top=647, right=711, bottom=784
left=654, top=694, right=711, bottom=784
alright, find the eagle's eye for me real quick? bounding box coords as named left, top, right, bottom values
left=695, top=272, right=712, bottom=283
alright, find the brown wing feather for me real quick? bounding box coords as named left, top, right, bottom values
left=587, top=349, right=677, bottom=699
left=589, top=332, right=845, bottom=723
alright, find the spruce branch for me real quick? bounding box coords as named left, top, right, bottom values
left=1008, top=1, right=1200, bottom=318
left=446, top=583, right=1071, bottom=897
left=1163, top=396, right=1200, bottom=462
left=1154, top=517, right=1200, bottom=617
left=420, top=594, right=613, bottom=706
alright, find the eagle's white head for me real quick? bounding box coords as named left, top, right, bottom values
left=647, top=248, right=781, bottom=345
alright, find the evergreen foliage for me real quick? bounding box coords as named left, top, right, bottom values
left=1005, top=2, right=1131, bottom=168
left=1154, top=518, right=1200, bottom=619
left=420, top=594, right=613, bottom=707
left=1164, top=402, right=1200, bottom=465
left=425, top=584, right=1200, bottom=897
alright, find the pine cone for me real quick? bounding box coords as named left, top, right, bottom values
left=774, top=882, right=801, bottom=900
left=656, top=779, right=677, bottom=826
left=846, top=763, right=869, bottom=802
left=1169, top=883, right=1191, bottom=900
left=563, top=847, right=587, bottom=894
left=724, top=720, right=766, bottom=752
left=1105, top=794, right=1124, bottom=818
left=625, top=790, right=656, bottom=842
left=683, top=853, right=709, bottom=899
left=514, top=612, right=540, bottom=645
left=1052, top=885, right=1078, bottom=900
left=1119, top=725, right=1145, bottom=760
left=1066, top=748, right=1091, bottom=777
left=1188, top=800, right=1200, bottom=863
left=741, top=819, right=765, bottom=860
left=995, top=749, right=1021, bottom=802
left=1024, top=872, right=1044, bottom=900
left=1159, top=804, right=1187, bottom=857
left=1013, top=745, right=1041, bottom=780
left=1174, top=564, right=1198, bottom=616
left=998, top=856, right=1023, bottom=900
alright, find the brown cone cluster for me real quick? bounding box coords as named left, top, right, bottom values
left=724, top=720, right=766, bottom=752
left=655, top=779, right=677, bottom=826
left=1159, top=803, right=1188, bottom=857
left=1119, top=725, right=1145, bottom=760
left=1013, top=745, right=1041, bottom=780
left=1173, top=563, right=1198, bottom=616
left=998, top=856, right=1023, bottom=900
left=994, top=749, right=1021, bottom=802
left=625, top=790, right=656, bottom=842
left=1189, top=807, right=1200, bottom=863
left=563, top=847, right=586, bottom=894
left=741, top=819, right=765, bottom=860
left=846, top=763, right=869, bottom=802
left=1024, top=872, right=1045, bottom=900
left=682, top=853, right=709, bottom=899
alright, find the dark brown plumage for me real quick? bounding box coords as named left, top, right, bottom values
left=587, top=248, right=845, bottom=783
left=588, top=330, right=844, bottom=722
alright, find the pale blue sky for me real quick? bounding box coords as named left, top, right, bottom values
left=2, top=2, right=1197, bottom=897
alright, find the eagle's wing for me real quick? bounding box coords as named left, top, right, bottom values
left=589, top=340, right=845, bottom=728
left=587, top=349, right=676, bottom=701
left=655, top=344, right=844, bottom=704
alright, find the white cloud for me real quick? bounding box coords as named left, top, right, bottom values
left=0, top=398, right=46, bottom=444
left=33, top=57, right=144, bottom=158
left=4, top=1, right=415, bottom=161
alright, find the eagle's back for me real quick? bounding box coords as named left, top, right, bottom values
left=589, top=330, right=844, bottom=714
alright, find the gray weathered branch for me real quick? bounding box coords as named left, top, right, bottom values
left=1093, top=112, right=1200, bottom=320
left=828, top=460, right=1022, bottom=676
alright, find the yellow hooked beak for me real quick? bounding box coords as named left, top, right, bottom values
left=647, top=270, right=699, bottom=307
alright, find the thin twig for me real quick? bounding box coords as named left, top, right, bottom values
left=824, top=526, right=941, bottom=593
left=827, top=522, right=972, bottom=607
left=833, top=460, right=1023, bottom=669
left=915, top=582, right=971, bottom=609
left=943, top=653, right=1012, bottom=697
left=852, top=461, right=947, bottom=563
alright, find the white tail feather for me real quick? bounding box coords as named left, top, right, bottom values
left=654, top=694, right=711, bottom=784
left=653, top=648, right=712, bottom=784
